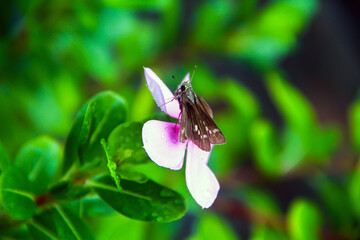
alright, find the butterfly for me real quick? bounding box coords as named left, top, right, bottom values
left=173, top=69, right=226, bottom=152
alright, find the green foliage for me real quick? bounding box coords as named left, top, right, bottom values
left=226, top=0, right=318, bottom=69
left=15, top=136, right=61, bottom=195
left=0, top=0, right=358, bottom=239
left=287, top=199, right=321, bottom=240
left=91, top=175, right=186, bottom=223
left=0, top=166, right=36, bottom=220
left=63, top=91, right=127, bottom=174
left=189, top=213, right=239, bottom=240
left=350, top=100, right=360, bottom=153
left=29, top=206, right=95, bottom=240
left=0, top=142, right=10, bottom=174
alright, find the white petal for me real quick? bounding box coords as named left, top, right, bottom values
left=179, top=72, right=190, bottom=86
left=185, top=142, right=220, bottom=208
left=144, top=67, right=181, bottom=119
left=142, top=120, right=186, bottom=170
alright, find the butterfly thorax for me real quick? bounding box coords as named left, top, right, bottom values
left=175, top=82, right=197, bottom=109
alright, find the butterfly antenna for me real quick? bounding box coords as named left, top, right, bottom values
left=171, top=75, right=180, bottom=83
left=190, top=65, right=197, bottom=82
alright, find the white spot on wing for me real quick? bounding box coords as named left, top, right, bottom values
left=194, top=125, right=198, bottom=132
left=197, top=130, right=200, bottom=135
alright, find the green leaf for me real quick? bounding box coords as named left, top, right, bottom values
left=50, top=181, right=91, bottom=201
left=225, top=0, right=318, bottom=69
left=239, top=187, right=281, bottom=217
left=31, top=206, right=95, bottom=240
left=250, top=119, right=280, bottom=176
left=80, top=196, right=115, bottom=217
left=63, top=91, right=127, bottom=174
left=313, top=176, right=352, bottom=233
left=0, top=226, right=32, bottom=240
left=27, top=223, right=55, bottom=240
left=350, top=100, right=360, bottom=153
left=250, top=225, right=288, bottom=240
left=349, top=161, right=360, bottom=219
left=191, top=0, right=235, bottom=50
left=0, top=166, right=36, bottom=220
left=287, top=199, right=321, bottom=240
left=189, top=213, right=238, bottom=240
left=266, top=71, right=339, bottom=161
left=91, top=175, right=186, bottom=222
left=0, top=141, right=10, bottom=174
left=106, top=122, right=149, bottom=183
left=15, top=135, right=61, bottom=194
left=108, top=122, right=148, bottom=165
left=266, top=71, right=316, bottom=135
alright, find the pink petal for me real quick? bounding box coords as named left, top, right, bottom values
left=142, top=120, right=186, bottom=170
left=185, top=142, right=220, bottom=208
left=144, top=67, right=181, bottom=119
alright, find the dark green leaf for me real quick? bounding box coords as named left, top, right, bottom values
left=32, top=206, right=95, bottom=240
left=250, top=226, right=288, bottom=240
left=91, top=175, right=186, bottom=222
left=349, top=161, right=360, bottom=219
left=50, top=181, right=91, bottom=201
left=0, top=141, right=10, bottom=174
left=0, top=226, right=32, bottom=240
left=313, top=176, right=352, bottom=233
left=27, top=223, right=55, bottom=240
left=0, top=166, right=36, bottom=220
left=15, top=135, right=61, bottom=194
left=350, top=100, right=360, bottom=153
left=63, top=91, right=127, bottom=174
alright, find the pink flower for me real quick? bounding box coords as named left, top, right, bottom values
left=142, top=67, right=220, bottom=208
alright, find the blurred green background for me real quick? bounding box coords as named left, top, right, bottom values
left=1, top=0, right=360, bottom=239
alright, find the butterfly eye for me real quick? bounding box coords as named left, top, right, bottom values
left=181, top=85, right=186, bottom=91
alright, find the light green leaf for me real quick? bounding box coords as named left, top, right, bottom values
left=108, top=122, right=148, bottom=165
left=15, top=135, right=61, bottom=194
left=287, top=199, right=321, bottom=240
left=189, top=213, right=239, bottom=240
left=250, top=119, right=280, bottom=176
